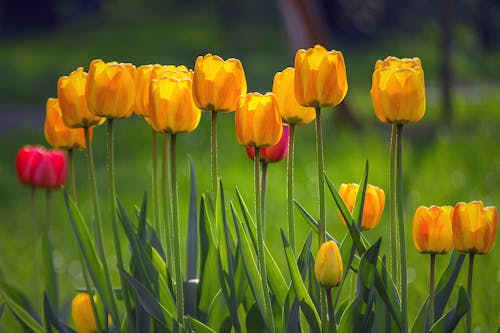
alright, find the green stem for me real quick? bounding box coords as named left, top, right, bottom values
left=261, top=161, right=268, bottom=222
left=326, top=288, right=337, bottom=333
left=107, top=119, right=134, bottom=330
left=42, top=189, right=58, bottom=310
left=162, top=133, right=173, bottom=266
left=31, top=188, right=41, bottom=312
left=255, top=147, right=275, bottom=332
left=170, top=134, right=184, bottom=331
left=152, top=130, right=161, bottom=236
left=315, top=107, right=327, bottom=326
left=211, top=111, right=218, bottom=196
left=287, top=123, right=296, bottom=252
left=396, top=124, right=408, bottom=333
left=84, top=126, right=120, bottom=325
left=389, top=124, right=399, bottom=285
left=80, top=252, right=104, bottom=333
left=429, top=254, right=436, bottom=330
left=67, top=149, right=77, bottom=201
left=467, top=253, right=475, bottom=333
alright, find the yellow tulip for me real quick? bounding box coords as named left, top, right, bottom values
left=57, top=67, right=105, bottom=128
left=149, top=74, right=201, bottom=134
left=44, top=98, right=90, bottom=150
left=294, top=44, right=348, bottom=108
left=235, top=92, right=282, bottom=147
left=453, top=201, right=498, bottom=254
left=71, top=293, right=111, bottom=333
left=338, top=183, right=385, bottom=231
left=86, top=59, right=137, bottom=119
left=192, top=54, right=247, bottom=112
left=314, top=241, right=343, bottom=288
left=412, top=205, right=454, bottom=254
left=370, top=56, right=426, bottom=124
left=272, top=67, right=315, bottom=125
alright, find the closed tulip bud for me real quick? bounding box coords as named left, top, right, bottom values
left=314, top=241, right=343, bottom=288
left=193, top=54, right=247, bottom=113
left=294, top=44, right=348, bottom=108
left=58, top=67, right=105, bottom=128
left=71, top=292, right=111, bottom=333
left=45, top=98, right=90, bottom=150
left=235, top=92, right=282, bottom=147
left=149, top=75, right=201, bottom=134
left=412, top=205, right=454, bottom=254
left=16, top=146, right=67, bottom=189
left=272, top=68, right=315, bottom=125
left=246, top=124, right=290, bottom=163
left=338, top=183, right=385, bottom=231
left=370, top=56, right=426, bottom=124
left=453, top=201, right=498, bottom=254
left=86, top=59, right=137, bottom=119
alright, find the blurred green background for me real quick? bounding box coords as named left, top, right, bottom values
left=1, top=0, right=499, bottom=331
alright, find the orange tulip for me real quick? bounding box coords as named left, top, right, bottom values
left=294, top=44, right=348, bottom=108
left=44, top=98, right=90, bottom=150
left=314, top=241, right=343, bottom=288
left=71, top=293, right=112, bottom=333
left=57, top=67, right=104, bottom=128
left=86, top=59, right=137, bottom=119
left=412, top=205, right=454, bottom=254
left=453, top=201, right=498, bottom=254
left=149, top=74, right=201, bottom=134
left=338, top=183, right=385, bottom=231
left=192, top=54, right=247, bottom=112
left=272, top=67, right=315, bottom=125
left=235, top=92, right=282, bottom=147
left=370, top=56, right=425, bottom=124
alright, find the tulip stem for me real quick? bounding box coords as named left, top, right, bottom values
left=287, top=123, right=296, bottom=252
left=255, top=147, right=275, bottom=333
left=211, top=111, right=218, bottom=197
left=315, top=107, right=328, bottom=326
left=429, top=253, right=436, bottom=330
left=84, top=126, right=120, bottom=325
left=31, top=188, right=41, bottom=312
left=67, top=149, right=77, bottom=201
left=326, top=287, right=337, bottom=333
left=152, top=129, right=161, bottom=235
left=42, top=189, right=58, bottom=311
left=389, top=124, right=399, bottom=285
left=396, top=124, right=408, bottom=333
left=261, top=160, right=268, bottom=222
left=107, top=119, right=134, bottom=329
left=80, top=252, right=104, bottom=333
left=467, top=253, right=475, bottom=333
left=162, top=133, right=173, bottom=267
left=170, top=134, right=185, bottom=331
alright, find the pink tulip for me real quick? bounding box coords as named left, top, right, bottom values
left=16, top=145, right=67, bottom=189
left=246, top=124, right=290, bottom=163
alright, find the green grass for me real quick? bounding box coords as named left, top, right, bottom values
left=1, top=0, right=500, bottom=331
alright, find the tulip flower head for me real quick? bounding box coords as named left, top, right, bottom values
left=192, top=54, right=247, bottom=113
left=45, top=98, right=90, bottom=150
left=235, top=92, right=283, bottom=148
left=412, top=205, right=454, bottom=254
left=86, top=59, right=137, bottom=119
left=71, top=292, right=111, bottom=333
left=246, top=124, right=290, bottom=163
left=272, top=67, right=315, bottom=125
left=370, top=56, right=426, bottom=124
left=338, top=183, right=385, bottom=231
left=294, top=44, right=348, bottom=108
left=453, top=201, right=498, bottom=254
left=58, top=67, right=105, bottom=128
left=16, top=145, right=67, bottom=189
left=314, top=241, right=343, bottom=288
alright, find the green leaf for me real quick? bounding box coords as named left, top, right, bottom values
left=246, top=301, right=266, bottom=333
left=294, top=200, right=340, bottom=244
left=0, top=300, right=5, bottom=320
left=42, top=293, right=76, bottom=333
left=429, top=286, right=469, bottom=333
left=207, top=289, right=231, bottom=333
left=186, top=157, right=198, bottom=280
left=186, top=316, right=218, bottom=333
left=281, top=230, right=320, bottom=332
left=0, top=282, right=43, bottom=333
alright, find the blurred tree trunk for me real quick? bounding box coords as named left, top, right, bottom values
left=276, top=0, right=361, bottom=130
left=440, top=0, right=453, bottom=127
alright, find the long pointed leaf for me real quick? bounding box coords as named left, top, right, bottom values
left=186, top=157, right=198, bottom=280
left=429, top=286, right=469, bottom=333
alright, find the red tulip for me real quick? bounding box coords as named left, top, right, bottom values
left=246, top=124, right=290, bottom=163
left=16, top=145, right=67, bottom=189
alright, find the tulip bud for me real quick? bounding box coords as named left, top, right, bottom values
left=86, top=59, right=137, bottom=119
left=235, top=92, right=282, bottom=147
left=193, top=54, right=247, bottom=113
left=246, top=124, right=290, bottom=163
left=338, top=183, right=385, bottom=231
left=412, top=205, right=454, bottom=254
left=45, top=98, right=90, bottom=150
left=453, top=201, right=498, bottom=254
left=16, top=146, right=67, bottom=189
left=294, top=44, right=348, bottom=108
left=370, top=56, right=426, bottom=124
left=272, top=68, right=315, bottom=125
left=71, top=292, right=111, bottom=333
left=314, top=241, right=343, bottom=288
